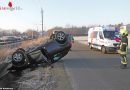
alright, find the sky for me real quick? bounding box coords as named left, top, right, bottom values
left=0, top=0, right=130, bottom=32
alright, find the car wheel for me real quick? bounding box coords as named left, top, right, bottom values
left=12, top=50, right=29, bottom=68
left=101, top=46, right=107, bottom=54
left=55, top=31, right=66, bottom=44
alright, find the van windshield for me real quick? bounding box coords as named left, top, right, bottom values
left=103, top=31, right=118, bottom=39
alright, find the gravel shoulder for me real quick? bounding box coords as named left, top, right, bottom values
left=0, top=58, right=72, bottom=90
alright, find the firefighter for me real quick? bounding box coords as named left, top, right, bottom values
left=119, top=26, right=128, bottom=69
left=69, top=34, right=74, bottom=51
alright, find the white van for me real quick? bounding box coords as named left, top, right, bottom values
left=88, top=26, right=120, bottom=53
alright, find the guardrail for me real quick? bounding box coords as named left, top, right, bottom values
left=0, top=42, right=22, bottom=49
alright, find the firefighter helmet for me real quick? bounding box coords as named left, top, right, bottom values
left=119, top=26, right=128, bottom=36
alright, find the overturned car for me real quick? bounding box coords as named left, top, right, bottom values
left=9, top=31, right=72, bottom=71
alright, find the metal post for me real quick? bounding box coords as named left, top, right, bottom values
left=41, top=8, right=43, bottom=36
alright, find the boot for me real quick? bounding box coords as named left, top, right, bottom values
left=120, top=64, right=127, bottom=69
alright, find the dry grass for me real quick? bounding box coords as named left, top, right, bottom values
left=19, top=36, right=49, bottom=49
left=0, top=48, right=14, bottom=58
left=0, top=36, right=49, bottom=60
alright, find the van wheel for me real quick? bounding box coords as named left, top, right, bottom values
left=101, top=46, right=107, bottom=54
left=89, top=43, right=93, bottom=49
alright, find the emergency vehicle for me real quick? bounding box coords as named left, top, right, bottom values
left=88, top=26, right=120, bottom=53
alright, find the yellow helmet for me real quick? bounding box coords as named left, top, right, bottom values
left=119, top=26, right=128, bottom=36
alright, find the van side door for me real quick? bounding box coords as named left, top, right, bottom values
left=98, top=31, right=104, bottom=49
left=92, top=31, right=98, bottom=48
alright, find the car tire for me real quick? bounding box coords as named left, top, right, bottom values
left=16, top=48, right=25, bottom=52
left=55, top=31, right=67, bottom=44
left=101, top=46, right=107, bottom=54
left=12, top=50, right=29, bottom=68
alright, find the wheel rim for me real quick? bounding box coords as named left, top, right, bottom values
left=57, top=33, right=65, bottom=41
left=13, top=52, right=23, bottom=62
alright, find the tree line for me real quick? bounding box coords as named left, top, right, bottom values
left=47, top=23, right=130, bottom=36
left=1, top=23, right=130, bottom=37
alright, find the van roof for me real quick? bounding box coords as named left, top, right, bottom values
left=89, top=26, right=116, bottom=31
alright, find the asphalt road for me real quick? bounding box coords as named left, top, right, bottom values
left=64, top=41, right=130, bottom=90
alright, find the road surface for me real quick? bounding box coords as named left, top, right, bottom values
left=64, top=41, right=130, bottom=90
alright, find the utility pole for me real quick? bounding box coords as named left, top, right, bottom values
left=41, top=8, right=43, bottom=36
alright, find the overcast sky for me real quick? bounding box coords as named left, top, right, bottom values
left=0, top=0, right=130, bottom=32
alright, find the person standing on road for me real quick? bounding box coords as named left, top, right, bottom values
left=118, top=26, right=128, bottom=69
left=69, top=34, right=74, bottom=51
